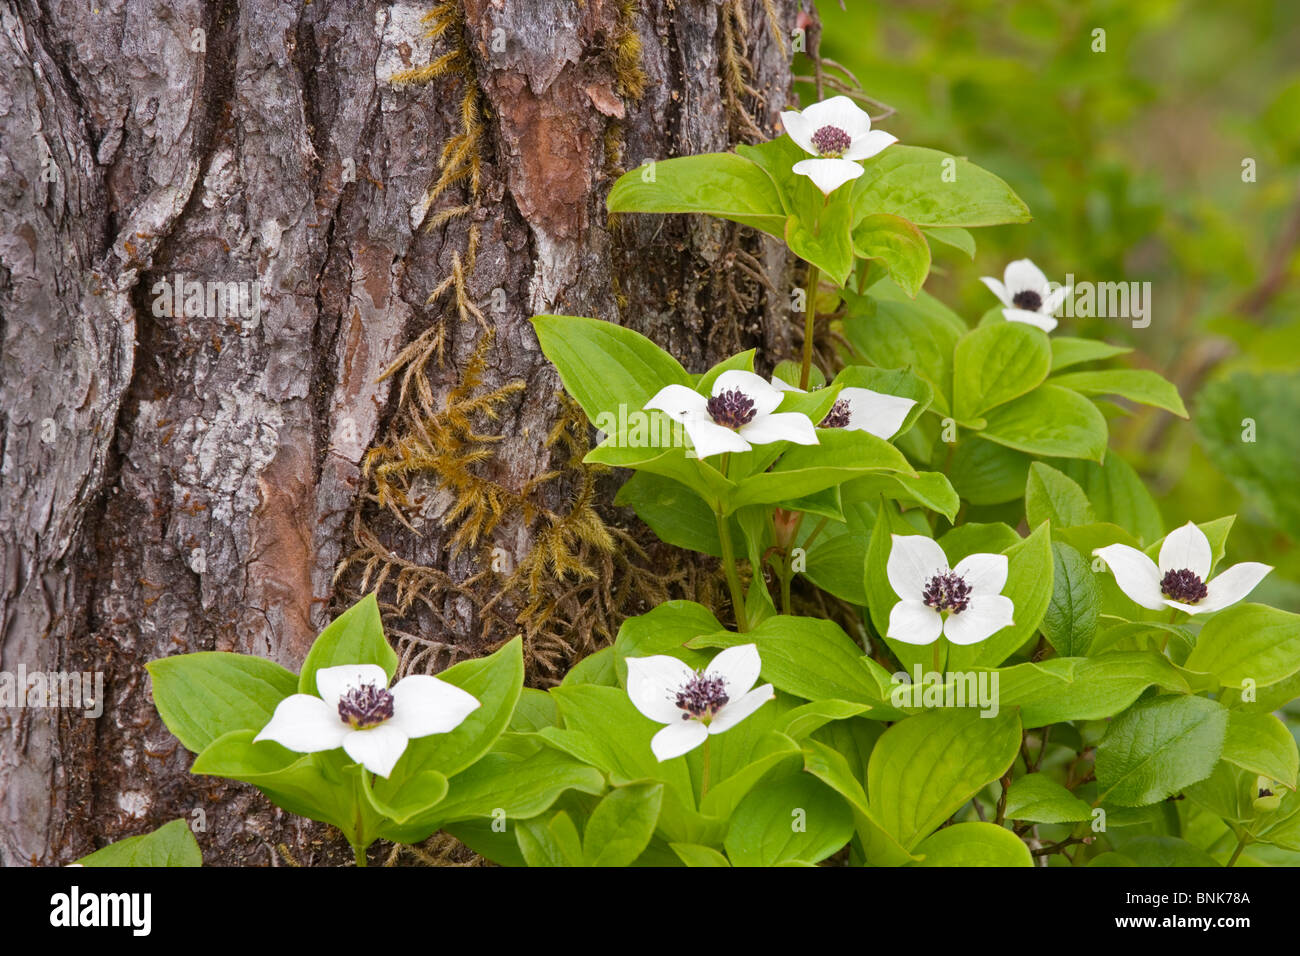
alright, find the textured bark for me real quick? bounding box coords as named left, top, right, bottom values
left=0, top=0, right=801, bottom=865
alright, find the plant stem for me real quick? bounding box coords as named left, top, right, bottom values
left=1226, top=833, right=1249, bottom=867
left=717, top=511, right=749, bottom=632
left=353, top=844, right=368, bottom=868
left=780, top=564, right=793, bottom=615
left=701, top=737, right=712, bottom=802
left=799, top=263, right=821, bottom=389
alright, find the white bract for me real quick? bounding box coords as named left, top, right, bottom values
left=1093, top=521, right=1272, bottom=616
left=771, top=377, right=916, bottom=439
left=626, top=644, right=775, bottom=761
left=255, top=663, right=480, bottom=778
left=980, top=259, right=1071, bottom=332
left=780, top=95, right=897, bottom=196
left=645, top=369, right=818, bottom=459
left=886, top=534, right=1015, bottom=646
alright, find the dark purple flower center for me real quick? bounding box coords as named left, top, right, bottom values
left=337, top=683, right=395, bottom=729
left=923, top=571, right=972, bottom=614
left=819, top=398, right=852, bottom=429
left=811, top=124, right=852, bottom=157
left=675, top=673, right=729, bottom=721
left=706, top=388, right=757, bottom=429
left=1160, top=568, right=1208, bottom=604
left=1012, top=289, right=1043, bottom=312
left=1260, top=787, right=1274, bottom=799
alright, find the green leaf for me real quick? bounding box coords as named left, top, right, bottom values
left=1004, top=775, right=1093, bottom=824
left=1184, top=603, right=1300, bottom=689
left=953, top=322, right=1051, bottom=422
left=531, top=314, right=691, bottom=424
left=1054, top=454, right=1164, bottom=545
left=606, top=154, right=787, bottom=235
left=389, top=736, right=603, bottom=842
left=1025, top=462, right=1097, bottom=528
left=1050, top=369, right=1188, bottom=418
left=298, top=593, right=398, bottom=696
left=851, top=145, right=1032, bottom=228
left=509, top=688, right=559, bottom=732
left=922, top=226, right=975, bottom=259
left=724, top=772, right=854, bottom=866
left=1222, top=711, right=1299, bottom=789
left=1049, top=337, right=1133, bottom=371
left=1095, top=695, right=1229, bottom=807
left=852, top=213, right=931, bottom=297
left=867, top=709, right=1022, bottom=849
left=516, top=811, right=585, bottom=867
left=1040, top=541, right=1101, bottom=657
left=1196, top=371, right=1300, bottom=539
left=670, top=842, right=732, bottom=867
left=912, top=821, right=1032, bottom=866
left=75, top=819, right=202, bottom=867
left=562, top=647, right=619, bottom=688
left=787, top=192, right=857, bottom=286
left=1110, top=836, right=1220, bottom=867
left=949, top=437, right=1031, bottom=505
left=190, top=731, right=359, bottom=835
left=993, top=652, right=1190, bottom=728
left=615, top=471, right=723, bottom=556
left=583, top=782, right=665, bottom=867
left=840, top=281, right=965, bottom=415
left=726, top=428, right=913, bottom=512
left=979, top=385, right=1109, bottom=462
left=801, top=739, right=919, bottom=865
left=147, top=652, right=297, bottom=754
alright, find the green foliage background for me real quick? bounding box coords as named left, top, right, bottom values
left=808, top=0, right=1300, bottom=610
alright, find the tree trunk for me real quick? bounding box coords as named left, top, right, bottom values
left=0, top=0, right=801, bottom=865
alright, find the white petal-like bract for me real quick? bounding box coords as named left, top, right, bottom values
left=388, top=674, right=480, bottom=739
left=887, top=534, right=949, bottom=599
left=255, top=694, right=350, bottom=753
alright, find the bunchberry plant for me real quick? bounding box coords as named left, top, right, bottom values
left=146, top=95, right=1300, bottom=868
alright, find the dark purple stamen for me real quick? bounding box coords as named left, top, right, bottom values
left=922, top=571, right=972, bottom=614
left=1260, top=787, right=1274, bottom=799
left=819, top=398, right=852, bottom=429
left=1160, top=568, right=1208, bottom=604
left=810, top=125, right=852, bottom=157
left=706, top=388, right=757, bottom=429
left=1012, top=289, right=1043, bottom=312
left=675, top=673, right=729, bottom=721
left=337, top=683, right=395, bottom=729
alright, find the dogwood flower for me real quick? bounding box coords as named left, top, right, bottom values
left=771, top=377, right=916, bottom=439
left=255, top=664, right=480, bottom=778
left=1093, top=521, right=1272, bottom=616
left=645, top=369, right=818, bottom=459
left=780, top=95, right=897, bottom=196
left=980, top=259, right=1072, bottom=332
left=626, top=645, right=775, bottom=761
left=886, top=535, right=1015, bottom=646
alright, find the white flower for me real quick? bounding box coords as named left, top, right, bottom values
left=645, top=369, right=818, bottom=459
left=780, top=95, right=897, bottom=196
left=771, top=377, right=916, bottom=439
left=886, top=535, right=1015, bottom=646
left=980, top=259, right=1072, bottom=332
left=1093, top=521, right=1272, bottom=616
left=625, top=645, right=775, bottom=761
left=254, top=664, right=480, bottom=778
